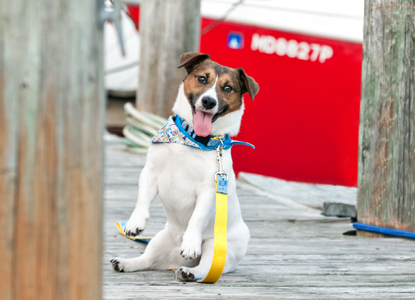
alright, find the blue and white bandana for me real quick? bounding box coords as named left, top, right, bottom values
left=151, top=115, right=254, bottom=151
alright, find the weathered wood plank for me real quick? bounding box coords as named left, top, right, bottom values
left=0, top=20, right=17, bottom=300
left=103, top=142, right=415, bottom=299
left=239, top=172, right=357, bottom=210
left=0, top=1, right=104, bottom=299
left=358, top=1, right=415, bottom=231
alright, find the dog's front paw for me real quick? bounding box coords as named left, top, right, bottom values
left=176, top=267, right=196, bottom=282
left=180, top=235, right=201, bottom=259
left=124, top=208, right=149, bottom=237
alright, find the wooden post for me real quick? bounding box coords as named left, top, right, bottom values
left=136, top=0, right=201, bottom=118
left=357, top=1, right=415, bottom=234
left=0, top=1, right=104, bottom=299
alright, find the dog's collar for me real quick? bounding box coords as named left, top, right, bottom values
left=151, top=115, right=254, bottom=151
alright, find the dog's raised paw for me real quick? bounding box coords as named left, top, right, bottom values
left=176, top=267, right=196, bottom=282
left=110, top=258, right=125, bottom=272
left=124, top=209, right=149, bottom=237
left=125, top=227, right=143, bottom=237
left=180, top=236, right=201, bottom=259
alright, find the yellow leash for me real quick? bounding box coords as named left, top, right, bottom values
left=197, top=142, right=228, bottom=283
left=197, top=180, right=228, bottom=283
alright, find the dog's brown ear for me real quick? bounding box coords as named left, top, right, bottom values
left=178, top=52, right=211, bottom=73
left=237, top=68, right=259, bottom=101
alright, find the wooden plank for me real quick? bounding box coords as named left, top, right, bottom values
left=239, top=172, right=357, bottom=210
left=358, top=1, right=415, bottom=231
left=103, top=143, right=415, bottom=299
left=356, top=230, right=388, bottom=238
left=0, top=20, right=17, bottom=300
left=0, top=1, right=104, bottom=299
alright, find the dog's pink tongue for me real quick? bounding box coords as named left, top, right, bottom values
left=193, top=110, right=214, bottom=137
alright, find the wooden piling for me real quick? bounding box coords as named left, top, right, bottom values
left=358, top=1, right=415, bottom=233
left=136, top=0, right=201, bottom=118
left=0, top=1, right=104, bottom=299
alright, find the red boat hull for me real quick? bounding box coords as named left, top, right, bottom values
left=128, top=8, right=362, bottom=187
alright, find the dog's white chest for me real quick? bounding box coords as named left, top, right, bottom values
left=146, top=143, right=234, bottom=228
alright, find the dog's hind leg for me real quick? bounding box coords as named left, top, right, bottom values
left=176, top=225, right=249, bottom=282
left=111, top=227, right=196, bottom=272
left=124, top=166, right=158, bottom=237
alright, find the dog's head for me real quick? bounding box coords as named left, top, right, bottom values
left=172, top=52, right=259, bottom=137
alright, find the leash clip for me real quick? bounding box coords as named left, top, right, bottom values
left=215, top=144, right=228, bottom=181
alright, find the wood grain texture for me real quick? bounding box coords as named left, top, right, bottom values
left=136, top=0, right=201, bottom=118
left=0, top=21, right=16, bottom=300
left=358, top=1, right=415, bottom=231
left=103, top=141, right=415, bottom=299
left=356, top=230, right=388, bottom=238
left=0, top=1, right=104, bottom=299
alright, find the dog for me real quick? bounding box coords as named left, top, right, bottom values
left=111, top=52, right=259, bottom=281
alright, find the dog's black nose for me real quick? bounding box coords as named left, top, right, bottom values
left=201, top=96, right=217, bottom=110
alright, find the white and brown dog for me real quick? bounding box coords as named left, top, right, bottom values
left=111, top=52, right=259, bottom=281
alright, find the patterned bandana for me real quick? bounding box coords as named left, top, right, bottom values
left=151, top=115, right=254, bottom=151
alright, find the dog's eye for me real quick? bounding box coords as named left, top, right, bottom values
left=223, top=85, right=233, bottom=93
left=198, top=76, right=207, bottom=84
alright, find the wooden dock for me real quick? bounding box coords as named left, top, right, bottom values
left=103, top=138, right=415, bottom=299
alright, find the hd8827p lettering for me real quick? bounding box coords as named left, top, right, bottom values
left=251, top=34, right=333, bottom=63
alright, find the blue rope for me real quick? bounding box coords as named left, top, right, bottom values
left=353, top=222, right=415, bottom=240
